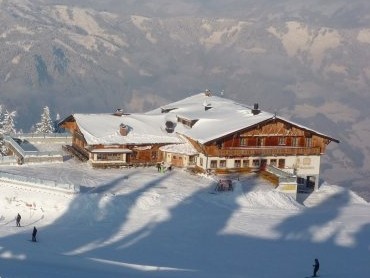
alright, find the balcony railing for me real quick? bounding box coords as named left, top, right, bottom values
left=208, top=146, right=321, bottom=157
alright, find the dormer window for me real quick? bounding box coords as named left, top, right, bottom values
left=161, top=107, right=177, bottom=113
left=177, top=116, right=198, bottom=128
left=203, top=100, right=212, bottom=111
left=114, top=109, right=124, bottom=116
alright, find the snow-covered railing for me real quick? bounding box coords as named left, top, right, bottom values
left=23, top=150, right=63, bottom=157
left=265, top=165, right=297, bottom=198
left=11, top=132, right=71, bottom=139
left=3, top=136, right=26, bottom=156
left=0, top=155, right=17, bottom=164
left=0, top=171, right=80, bottom=194
left=4, top=135, right=64, bottom=164
left=265, top=165, right=294, bottom=178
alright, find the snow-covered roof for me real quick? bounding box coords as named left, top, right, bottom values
left=73, top=113, right=182, bottom=145
left=159, top=135, right=199, bottom=155
left=147, top=93, right=338, bottom=143
left=71, top=93, right=338, bottom=146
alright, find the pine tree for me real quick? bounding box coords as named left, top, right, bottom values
left=2, top=109, right=17, bottom=135
left=0, top=105, right=4, bottom=134
left=35, top=106, right=54, bottom=134
left=0, top=107, right=17, bottom=155
left=0, top=105, right=4, bottom=155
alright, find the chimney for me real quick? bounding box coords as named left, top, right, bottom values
left=165, top=121, right=175, bottom=133
left=119, top=123, right=129, bottom=136
left=252, top=103, right=261, bottom=115
left=114, top=109, right=124, bottom=116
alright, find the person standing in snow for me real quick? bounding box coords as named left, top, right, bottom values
left=16, top=213, right=21, bottom=227
left=32, top=226, right=38, bottom=242
left=312, top=258, right=320, bottom=277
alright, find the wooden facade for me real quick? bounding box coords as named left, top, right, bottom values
left=186, top=117, right=338, bottom=191
left=186, top=118, right=334, bottom=165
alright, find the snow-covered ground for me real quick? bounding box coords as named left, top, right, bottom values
left=0, top=159, right=369, bottom=278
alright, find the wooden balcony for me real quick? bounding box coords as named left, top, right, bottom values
left=207, top=146, right=321, bottom=157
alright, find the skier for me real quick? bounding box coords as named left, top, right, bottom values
left=16, top=213, right=21, bottom=227
left=32, top=226, right=38, bottom=242
left=312, top=258, right=320, bottom=277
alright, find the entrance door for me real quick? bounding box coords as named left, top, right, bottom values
left=260, top=159, right=267, bottom=170
left=278, top=159, right=285, bottom=168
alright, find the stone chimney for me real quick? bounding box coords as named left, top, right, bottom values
left=252, top=103, right=261, bottom=115
left=119, top=123, right=129, bottom=136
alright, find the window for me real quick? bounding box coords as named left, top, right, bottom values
left=278, top=137, right=286, bottom=145
left=240, top=137, right=248, bottom=146
left=278, top=159, right=285, bottom=168
left=210, top=160, right=217, bottom=168
left=200, top=158, right=203, bottom=166
left=305, top=137, right=312, bottom=147
left=215, top=141, right=223, bottom=149
left=292, top=137, right=299, bottom=147
left=270, top=159, right=277, bottom=166
left=252, top=159, right=260, bottom=167
left=151, top=151, right=157, bottom=159
left=234, top=160, right=241, bottom=168
left=242, top=159, right=249, bottom=167
left=96, top=153, right=121, bottom=161
left=257, top=137, right=265, bottom=146
left=220, top=160, right=226, bottom=167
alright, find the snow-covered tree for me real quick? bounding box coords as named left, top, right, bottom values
left=0, top=105, right=5, bottom=155
left=2, top=109, right=17, bottom=135
left=0, top=105, right=4, bottom=134
left=35, top=106, right=54, bottom=134
left=0, top=107, right=17, bottom=155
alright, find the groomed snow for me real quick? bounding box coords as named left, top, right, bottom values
left=0, top=160, right=369, bottom=278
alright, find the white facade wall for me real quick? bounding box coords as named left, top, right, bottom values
left=196, top=154, right=321, bottom=177
left=283, top=155, right=321, bottom=176
left=164, top=152, right=192, bottom=167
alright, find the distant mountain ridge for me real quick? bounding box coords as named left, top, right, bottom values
left=1, top=0, right=370, bottom=193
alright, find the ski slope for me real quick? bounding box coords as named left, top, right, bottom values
left=0, top=160, right=369, bottom=278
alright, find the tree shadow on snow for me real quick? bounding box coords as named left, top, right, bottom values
left=1, top=170, right=370, bottom=278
